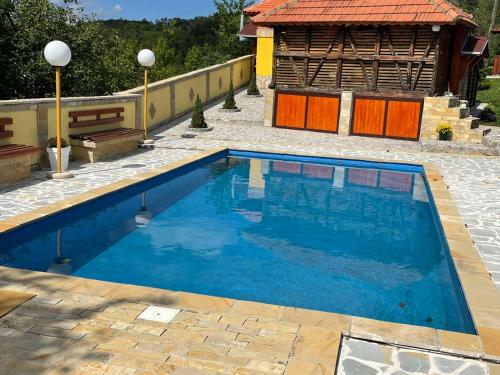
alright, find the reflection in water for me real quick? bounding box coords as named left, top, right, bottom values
left=47, top=230, right=72, bottom=275
left=0, top=156, right=474, bottom=333
left=135, top=192, right=152, bottom=228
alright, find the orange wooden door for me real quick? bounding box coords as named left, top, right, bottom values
left=385, top=100, right=422, bottom=139
left=352, top=98, right=386, bottom=136
left=306, top=96, right=340, bottom=132
left=493, top=56, right=500, bottom=75
left=275, top=93, right=307, bottom=129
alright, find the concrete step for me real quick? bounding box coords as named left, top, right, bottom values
left=421, top=140, right=499, bottom=156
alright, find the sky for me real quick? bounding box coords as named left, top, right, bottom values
left=54, top=0, right=218, bottom=20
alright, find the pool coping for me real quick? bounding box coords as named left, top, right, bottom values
left=0, top=146, right=499, bottom=367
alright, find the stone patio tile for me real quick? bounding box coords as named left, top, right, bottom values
left=244, top=319, right=299, bottom=334
left=477, top=327, right=500, bottom=359
left=171, top=291, right=234, bottom=314
left=437, top=330, right=483, bottom=357
left=350, top=317, right=438, bottom=350
left=29, top=324, right=86, bottom=340
left=284, top=358, right=334, bottom=375
left=166, top=354, right=229, bottom=373
left=280, top=307, right=351, bottom=331
left=228, top=345, right=289, bottom=363
left=229, top=300, right=283, bottom=320
left=291, top=325, right=340, bottom=365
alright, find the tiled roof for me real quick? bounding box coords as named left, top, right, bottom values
left=462, top=35, right=489, bottom=57
left=244, top=0, right=289, bottom=15
left=251, top=0, right=476, bottom=26
left=239, top=21, right=258, bottom=38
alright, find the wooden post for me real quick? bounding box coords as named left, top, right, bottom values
left=336, top=26, right=345, bottom=89
left=55, top=66, right=62, bottom=174
left=143, top=67, right=148, bottom=140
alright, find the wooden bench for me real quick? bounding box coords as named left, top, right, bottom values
left=0, top=118, right=41, bottom=184
left=68, top=108, right=143, bottom=163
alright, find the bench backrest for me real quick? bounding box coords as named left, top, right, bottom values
left=0, top=117, right=14, bottom=139
left=69, top=107, right=125, bottom=129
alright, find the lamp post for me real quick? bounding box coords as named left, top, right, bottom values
left=47, top=229, right=72, bottom=275
left=44, top=41, right=73, bottom=179
left=137, top=49, right=155, bottom=147
left=135, top=192, right=152, bottom=228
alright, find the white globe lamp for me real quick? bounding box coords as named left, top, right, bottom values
left=137, top=49, right=155, bottom=146
left=44, top=41, right=72, bottom=67
left=137, top=49, right=155, bottom=67
left=44, top=41, right=73, bottom=179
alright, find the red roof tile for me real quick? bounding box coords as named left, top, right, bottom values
left=244, top=0, right=289, bottom=15
left=239, top=21, right=258, bottom=38
left=251, top=0, right=476, bottom=26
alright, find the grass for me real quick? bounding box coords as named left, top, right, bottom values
left=476, top=78, right=500, bottom=126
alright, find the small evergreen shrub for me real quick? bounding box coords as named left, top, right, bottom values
left=47, top=137, right=69, bottom=148
left=247, top=72, right=261, bottom=96
left=191, top=95, right=207, bottom=128
left=223, top=81, right=237, bottom=110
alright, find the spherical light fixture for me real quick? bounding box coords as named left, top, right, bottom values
left=44, top=41, right=72, bottom=67
left=432, top=25, right=441, bottom=33
left=137, top=49, right=155, bottom=67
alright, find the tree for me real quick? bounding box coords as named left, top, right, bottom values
left=223, top=81, right=237, bottom=109
left=191, top=95, right=207, bottom=128
left=184, top=44, right=224, bottom=71
left=213, top=0, right=253, bottom=59
left=247, top=71, right=260, bottom=96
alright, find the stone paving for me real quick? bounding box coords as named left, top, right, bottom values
left=338, top=337, right=495, bottom=375
left=0, top=91, right=500, bottom=374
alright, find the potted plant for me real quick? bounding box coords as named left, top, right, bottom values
left=219, top=81, right=241, bottom=112
left=190, top=95, right=212, bottom=131
left=436, top=122, right=453, bottom=141
left=46, top=137, right=71, bottom=171
left=246, top=72, right=262, bottom=97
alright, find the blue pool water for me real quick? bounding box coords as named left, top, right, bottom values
left=0, top=150, right=474, bottom=333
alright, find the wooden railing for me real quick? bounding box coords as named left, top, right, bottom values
left=69, top=107, right=124, bottom=128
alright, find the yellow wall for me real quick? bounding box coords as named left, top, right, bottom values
left=0, top=110, right=38, bottom=147
left=48, top=102, right=136, bottom=140
left=256, top=37, right=273, bottom=77
left=147, top=86, right=171, bottom=128
left=232, top=58, right=252, bottom=88
left=209, top=67, right=231, bottom=99
left=174, top=75, right=207, bottom=116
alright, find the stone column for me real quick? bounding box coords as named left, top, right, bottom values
left=338, top=91, right=353, bottom=136
left=263, top=88, right=275, bottom=127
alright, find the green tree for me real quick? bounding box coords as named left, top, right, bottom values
left=191, top=95, right=207, bottom=128
left=213, top=0, right=253, bottom=58
left=247, top=71, right=260, bottom=95
left=223, top=81, right=237, bottom=109
left=184, top=44, right=224, bottom=71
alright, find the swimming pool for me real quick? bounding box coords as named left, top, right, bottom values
left=0, top=149, right=474, bottom=333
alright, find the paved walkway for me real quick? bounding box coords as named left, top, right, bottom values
left=0, top=92, right=499, bottom=374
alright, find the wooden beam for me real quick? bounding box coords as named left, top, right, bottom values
left=384, top=29, right=407, bottom=90
left=303, top=26, right=312, bottom=86
left=336, top=26, right=345, bottom=88
left=274, top=51, right=434, bottom=63
left=345, top=29, right=371, bottom=89
left=411, top=32, right=437, bottom=90
left=407, top=26, right=417, bottom=88
left=308, top=27, right=339, bottom=86
left=372, top=26, right=382, bottom=90
left=270, top=27, right=280, bottom=88
left=281, top=32, right=302, bottom=86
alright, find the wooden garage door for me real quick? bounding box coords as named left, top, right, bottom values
left=306, top=96, right=339, bottom=132
left=275, top=92, right=340, bottom=133
left=351, top=97, right=422, bottom=140
left=351, top=98, right=386, bottom=136
left=275, top=93, right=307, bottom=129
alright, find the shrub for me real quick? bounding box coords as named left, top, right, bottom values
left=223, top=81, right=237, bottom=110
left=436, top=122, right=453, bottom=138
left=247, top=72, right=260, bottom=96
left=46, top=137, right=69, bottom=148
left=191, top=95, right=207, bottom=128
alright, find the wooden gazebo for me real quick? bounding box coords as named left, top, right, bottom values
left=251, top=0, right=488, bottom=141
